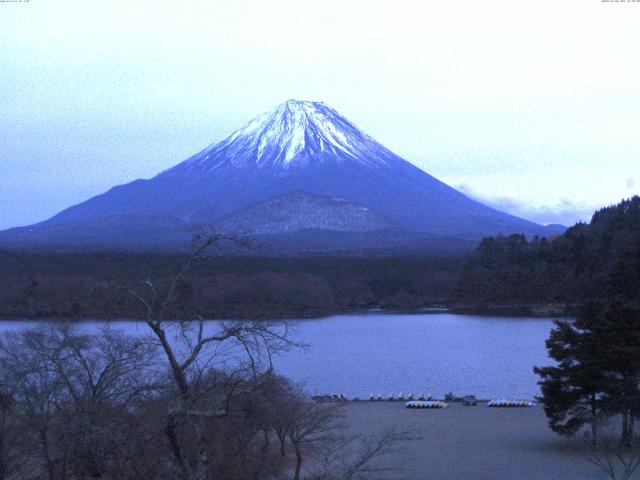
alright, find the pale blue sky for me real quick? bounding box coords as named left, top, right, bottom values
left=1, top=0, right=639, bottom=229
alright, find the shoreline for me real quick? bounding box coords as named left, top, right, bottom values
left=0, top=303, right=574, bottom=322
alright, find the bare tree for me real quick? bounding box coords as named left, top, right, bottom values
left=118, top=229, right=296, bottom=480
left=260, top=378, right=409, bottom=480
left=0, top=390, right=20, bottom=480
left=46, top=324, right=158, bottom=479
left=0, top=323, right=160, bottom=480
left=288, top=399, right=344, bottom=480
left=1, top=328, right=69, bottom=480
left=584, top=422, right=640, bottom=480
left=312, top=428, right=410, bottom=480
left=256, top=373, right=299, bottom=458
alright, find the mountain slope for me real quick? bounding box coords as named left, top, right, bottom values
left=0, top=100, right=560, bottom=252
left=213, top=191, right=394, bottom=235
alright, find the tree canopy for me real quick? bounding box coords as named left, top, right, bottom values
left=459, top=196, right=640, bottom=310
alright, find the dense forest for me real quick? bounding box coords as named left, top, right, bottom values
left=1, top=196, right=638, bottom=320
left=456, top=196, right=640, bottom=313
left=0, top=252, right=462, bottom=319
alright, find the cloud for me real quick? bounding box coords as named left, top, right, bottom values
left=627, top=177, right=637, bottom=189
left=456, top=183, right=596, bottom=226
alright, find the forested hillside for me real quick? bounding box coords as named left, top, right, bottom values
left=456, top=196, right=640, bottom=312
left=0, top=253, right=462, bottom=319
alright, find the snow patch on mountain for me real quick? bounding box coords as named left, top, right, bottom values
left=163, top=99, right=405, bottom=175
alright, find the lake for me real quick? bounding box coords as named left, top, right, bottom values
left=0, top=313, right=556, bottom=400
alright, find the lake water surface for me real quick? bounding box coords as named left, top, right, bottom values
left=0, top=313, right=556, bottom=400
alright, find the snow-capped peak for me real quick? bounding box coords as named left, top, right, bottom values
left=166, top=100, right=405, bottom=174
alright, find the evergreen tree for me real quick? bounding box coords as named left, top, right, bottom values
left=535, top=302, right=640, bottom=444
left=589, top=303, right=640, bottom=445
left=534, top=313, right=608, bottom=444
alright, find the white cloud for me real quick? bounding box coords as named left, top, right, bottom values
left=456, top=184, right=598, bottom=227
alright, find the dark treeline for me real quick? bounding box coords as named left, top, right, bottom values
left=456, top=196, right=640, bottom=313
left=2, top=196, right=640, bottom=320
left=0, top=252, right=463, bottom=320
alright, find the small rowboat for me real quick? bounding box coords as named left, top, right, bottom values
left=487, top=399, right=533, bottom=408
left=405, top=400, right=449, bottom=409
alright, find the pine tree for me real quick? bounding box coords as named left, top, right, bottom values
left=534, top=314, right=608, bottom=444
left=588, top=303, right=640, bottom=446
left=535, top=302, right=640, bottom=445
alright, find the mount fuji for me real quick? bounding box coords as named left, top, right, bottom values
left=0, top=100, right=562, bottom=254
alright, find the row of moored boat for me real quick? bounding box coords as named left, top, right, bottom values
left=370, top=393, right=432, bottom=401
left=405, top=399, right=534, bottom=409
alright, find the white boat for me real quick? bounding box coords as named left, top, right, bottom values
left=405, top=400, right=449, bottom=409
left=487, top=399, right=533, bottom=408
